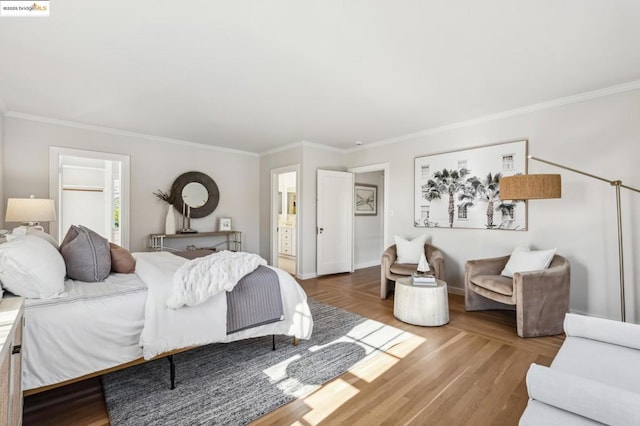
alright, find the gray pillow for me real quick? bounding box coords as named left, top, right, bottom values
left=60, top=225, right=111, bottom=282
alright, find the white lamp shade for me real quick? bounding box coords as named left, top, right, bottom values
left=5, top=197, right=57, bottom=223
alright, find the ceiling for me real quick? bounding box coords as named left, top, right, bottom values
left=1, top=0, right=639, bottom=154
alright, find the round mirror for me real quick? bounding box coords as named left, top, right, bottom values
left=182, top=182, right=208, bottom=208
left=171, top=171, right=220, bottom=218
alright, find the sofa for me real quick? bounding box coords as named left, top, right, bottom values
left=520, top=313, right=640, bottom=425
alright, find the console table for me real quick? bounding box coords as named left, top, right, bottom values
left=149, top=231, right=242, bottom=252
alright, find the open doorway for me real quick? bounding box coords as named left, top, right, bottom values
left=349, top=163, right=389, bottom=270
left=271, top=165, right=299, bottom=276
left=50, top=147, right=130, bottom=248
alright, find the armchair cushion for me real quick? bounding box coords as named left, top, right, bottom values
left=390, top=262, right=424, bottom=276
left=470, top=275, right=513, bottom=297
left=394, top=234, right=428, bottom=264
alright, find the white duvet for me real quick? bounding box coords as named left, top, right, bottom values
left=22, top=252, right=314, bottom=390
left=135, top=251, right=313, bottom=359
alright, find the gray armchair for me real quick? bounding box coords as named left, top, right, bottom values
left=464, top=254, right=570, bottom=337
left=380, top=244, right=445, bottom=299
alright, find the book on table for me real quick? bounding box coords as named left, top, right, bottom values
left=411, top=273, right=437, bottom=286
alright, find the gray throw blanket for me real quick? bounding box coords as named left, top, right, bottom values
left=226, top=266, right=284, bottom=334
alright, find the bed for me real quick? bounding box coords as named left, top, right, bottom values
left=20, top=250, right=313, bottom=393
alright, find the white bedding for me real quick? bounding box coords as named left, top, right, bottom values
left=135, top=251, right=313, bottom=359
left=22, top=251, right=313, bottom=390
left=23, top=274, right=147, bottom=391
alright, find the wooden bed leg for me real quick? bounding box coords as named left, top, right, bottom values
left=168, top=355, right=176, bottom=390
left=293, top=337, right=299, bottom=346
left=272, top=335, right=276, bottom=351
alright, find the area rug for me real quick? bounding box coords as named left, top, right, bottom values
left=102, top=299, right=413, bottom=425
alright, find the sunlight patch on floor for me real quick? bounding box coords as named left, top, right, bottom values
left=301, top=378, right=360, bottom=425
left=348, top=334, right=426, bottom=383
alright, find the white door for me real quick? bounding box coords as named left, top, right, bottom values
left=317, top=170, right=353, bottom=275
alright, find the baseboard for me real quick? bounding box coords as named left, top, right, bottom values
left=447, top=286, right=464, bottom=296
left=354, top=260, right=381, bottom=270
left=298, top=272, right=317, bottom=280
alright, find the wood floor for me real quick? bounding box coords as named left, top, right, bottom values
left=22, top=267, right=563, bottom=425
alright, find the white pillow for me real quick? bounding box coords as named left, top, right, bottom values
left=394, top=234, right=428, bottom=264
left=0, top=235, right=66, bottom=298
left=26, top=228, right=59, bottom=248
left=501, top=247, right=557, bottom=278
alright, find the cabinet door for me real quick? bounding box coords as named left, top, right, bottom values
left=0, top=339, right=10, bottom=425
left=10, top=316, right=22, bottom=426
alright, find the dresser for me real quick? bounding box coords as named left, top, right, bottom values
left=278, top=226, right=296, bottom=256
left=0, top=297, right=24, bottom=426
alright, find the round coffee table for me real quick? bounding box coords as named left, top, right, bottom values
left=393, top=277, right=449, bottom=326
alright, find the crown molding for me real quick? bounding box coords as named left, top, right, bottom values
left=260, top=140, right=346, bottom=156
left=347, top=79, right=640, bottom=153
left=3, top=111, right=260, bottom=157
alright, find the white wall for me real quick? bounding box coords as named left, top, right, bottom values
left=345, top=88, right=640, bottom=322
left=354, top=171, right=384, bottom=269
left=3, top=116, right=260, bottom=252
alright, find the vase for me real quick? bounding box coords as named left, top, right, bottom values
left=165, top=205, right=176, bottom=235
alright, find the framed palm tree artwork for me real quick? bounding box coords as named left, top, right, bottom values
left=355, top=183, right=377, bottom=215
left=414, top=140, right=528, bottom=230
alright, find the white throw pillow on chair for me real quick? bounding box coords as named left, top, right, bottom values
left=394, top=235, right=428, bottom=264
left=501, top=247, right=557, bottom=278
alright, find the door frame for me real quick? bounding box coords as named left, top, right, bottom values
left=270, top=164, right=300, bottom=276
left=348, top=163, right=390, bottom=253
left=49, top=146, right=130, bottom=248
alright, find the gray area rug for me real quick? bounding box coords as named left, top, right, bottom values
left=102, top=299, right=412, bottom=425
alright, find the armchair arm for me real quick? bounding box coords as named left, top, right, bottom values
left=525, top=364, right=640, bottom=425
left=563, top=313, right=640, bottom=351
left=382, top=245, right=397, bottom=267
left=428, top=249, right=445, bottom=281
left=514, top=258, right=570, bottom=337
left=465, top=255, right=510, bottom=277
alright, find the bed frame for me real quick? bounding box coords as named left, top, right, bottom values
left=24, top=336, right=300, bottom=396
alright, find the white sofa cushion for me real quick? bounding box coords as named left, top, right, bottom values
left=526, top=364, right=640, bottom=425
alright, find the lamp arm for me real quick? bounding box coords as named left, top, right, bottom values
left=528, top=155, right=640, bottom=193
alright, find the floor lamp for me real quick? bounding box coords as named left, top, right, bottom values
left=499, top=155, right=640, bottom=322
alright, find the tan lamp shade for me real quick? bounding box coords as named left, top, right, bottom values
left=5, top=197, right=57, bottom=224
left=499, top=174, right=562, bottom=200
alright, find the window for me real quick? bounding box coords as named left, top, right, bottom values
left=502, top=154, right=515, bottom=171
left=420, top=205, right=430, bottom=219
left=421, top=165, right=430, bottom=179
left=50, top=147, right=130, bottom=248
left=458, top=205, right=468, bottom=220
left=457, top=159, right=468, bottom=171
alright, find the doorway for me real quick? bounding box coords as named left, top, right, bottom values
left=271, top=165, right=299, bottom=276
left=349, top=163, right=389, bottom=270
left=49, top=147, right=130, bottom=248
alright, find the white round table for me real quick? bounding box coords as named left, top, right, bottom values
left=393, top=277, right=449, bottom=326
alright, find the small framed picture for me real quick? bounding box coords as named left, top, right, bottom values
left=219, top=217, right=232, bottom=231
left=355, top=183, right=377, bottom=215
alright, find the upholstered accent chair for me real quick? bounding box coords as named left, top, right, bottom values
left=464, top=254, right=570, bottom=337
left=380, top=244, right=445, bottom=299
